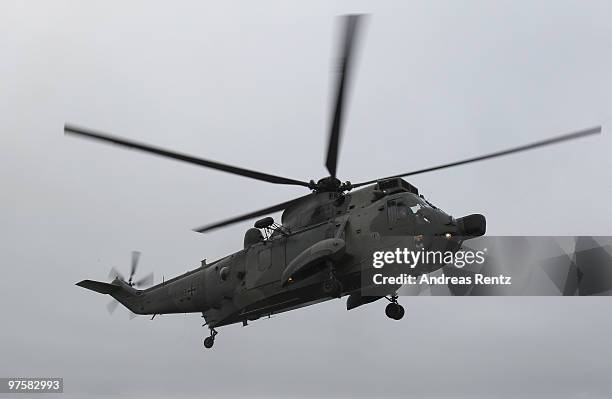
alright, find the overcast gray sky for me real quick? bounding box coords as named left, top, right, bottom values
left=1, top=1, right=612, bottom=398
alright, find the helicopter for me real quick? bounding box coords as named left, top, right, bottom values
left=69, top=15, right=601, bottom=349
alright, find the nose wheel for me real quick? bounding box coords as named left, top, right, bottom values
left=385, top=294, right=404, bottom=320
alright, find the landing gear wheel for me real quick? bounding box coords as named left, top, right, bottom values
left=203, top=327, right=218, bottom=349
left=385, top=303, right=405, bottom=320
left=385, top=303, right=404, bottom=320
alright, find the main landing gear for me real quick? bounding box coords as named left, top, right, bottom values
left=385, top=294, right=404, bottom=320
left=203, top=327, right=218, bottom=349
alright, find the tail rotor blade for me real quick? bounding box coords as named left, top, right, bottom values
left=106, top=299, right=120, bottom=314
left=108, top=267, right=125, bottom=281
left=130, top=251, right=141, bottom=281
left=135, top=272, right=154, bottom=288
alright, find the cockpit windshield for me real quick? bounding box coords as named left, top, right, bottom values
left=387, top=194, right=431, bottom=224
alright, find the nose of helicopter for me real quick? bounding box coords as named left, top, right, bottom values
left=456, top=213, right=486, bottom=237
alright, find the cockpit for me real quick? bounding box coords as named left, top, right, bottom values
left=387, top=194, right=433, bottom=225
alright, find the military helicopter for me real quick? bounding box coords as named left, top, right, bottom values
left=68, top=15, right=601, bottom=348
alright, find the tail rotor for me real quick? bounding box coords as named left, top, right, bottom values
left=105, top=250, right=155, bottom=317
left=108, top=251, right=154, bottom=288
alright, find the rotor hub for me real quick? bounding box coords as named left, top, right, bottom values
left=309, top=177, right=352, bottom=193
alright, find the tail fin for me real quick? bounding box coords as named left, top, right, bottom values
left=76, top=280, right=121, bottom=295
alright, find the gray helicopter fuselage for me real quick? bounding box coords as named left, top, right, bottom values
left=120, top=178, right=476, bottom=328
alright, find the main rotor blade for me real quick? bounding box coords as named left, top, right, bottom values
left=130, top=251, right=141, bottom=280
left=65, top=124, right=311, bottom=188
left=325, top=14, right=365, bottom=178
left=352, top=126, right=601, bottom=188
left=193, top=194, right=312, bottom=233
